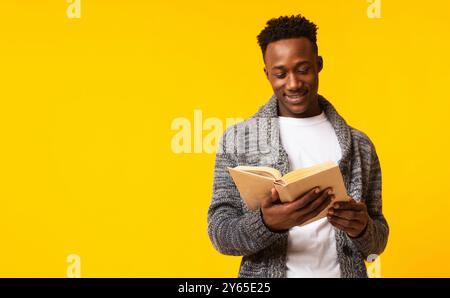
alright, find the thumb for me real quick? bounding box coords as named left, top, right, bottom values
left=271, top=188, right=280, bottom=201
left=262, top=188, right=279, bottom=208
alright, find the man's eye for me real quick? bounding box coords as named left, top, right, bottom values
left=274, top=73, right=286, bottom=79
left=298, top=68, right=309, bottom=74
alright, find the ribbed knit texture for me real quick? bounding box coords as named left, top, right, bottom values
left=207, top=94, right=389, bottom=278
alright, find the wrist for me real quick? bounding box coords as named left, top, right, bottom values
left=260, top=209, right=288, bottom=233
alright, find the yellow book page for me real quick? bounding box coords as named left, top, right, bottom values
left=234, top=166, right=282, bottom=179
left=281, top=161, right=337, bottom=184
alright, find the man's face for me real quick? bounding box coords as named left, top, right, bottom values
left=264, top=37, right=323, bottom=118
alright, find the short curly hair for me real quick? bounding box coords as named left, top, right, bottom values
left=257, top=14, right=318, bottom=59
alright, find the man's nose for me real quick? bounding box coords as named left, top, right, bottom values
left=286, top=73, right=303, bottom=90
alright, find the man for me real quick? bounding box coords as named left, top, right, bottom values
left=207, top=15, right=388, bottom=278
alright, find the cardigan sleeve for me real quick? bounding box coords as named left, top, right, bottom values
left=207, top=127, right=286, bottom=256
left=350, top=146, right=389, bottom=259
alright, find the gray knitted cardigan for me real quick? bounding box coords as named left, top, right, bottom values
left=207, top=94, right=389, bottom=278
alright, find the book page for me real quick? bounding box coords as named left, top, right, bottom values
left=281, top=161, right=336, bottom=184
left=277, top=166, right=349, bottom=226
left=227, top=167, right=276, bottom=210
left=233, top=166, right=281, bottom=180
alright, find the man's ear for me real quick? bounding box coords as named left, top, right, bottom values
left=317, top=56, right=323, bottom=73
left=264, top=67, right=269, bottom=79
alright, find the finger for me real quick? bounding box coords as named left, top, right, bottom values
left=271, top=188, right=280, bottom=201
left=328, top=209, right=365, bottom=223
left=289, top=187, right=324, bottom=211
left=302, top=188, right=334, bottom=214
left=261, top=188, right=277, bottom=208
left=332, top=200, right=365, bottom=211
left=327, top=215, right=359, bottom=230
left=327, top=218, right=358, bottom=234
left=296, top=191, right=333, bottom=221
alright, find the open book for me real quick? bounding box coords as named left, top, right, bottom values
left=227, top=161, right=349, bottom=226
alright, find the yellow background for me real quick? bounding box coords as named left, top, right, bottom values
left=1, top=0, right=449, bottom=277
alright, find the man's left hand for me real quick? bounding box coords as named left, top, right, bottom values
left=327, top=198, right=369, bottom=238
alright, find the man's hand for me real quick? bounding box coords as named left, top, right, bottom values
left=327, top=198, right=369, bottom=238
left=261, top=187, right=334, bottom=232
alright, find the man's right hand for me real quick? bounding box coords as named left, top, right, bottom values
left=261, top=187, right=334, bottom=232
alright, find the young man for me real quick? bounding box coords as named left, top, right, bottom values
left=207, top=15, right=388, bottom=278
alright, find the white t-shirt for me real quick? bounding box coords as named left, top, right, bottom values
left=278, top=111, right=342, bottom=278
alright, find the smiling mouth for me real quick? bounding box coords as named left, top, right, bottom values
left=284, top=90, right=308, bottom=103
